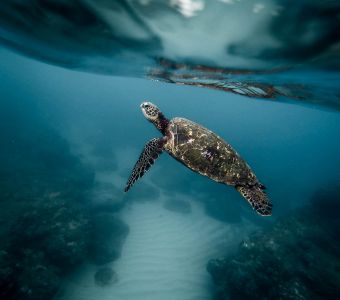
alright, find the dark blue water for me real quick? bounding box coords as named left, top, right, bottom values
left=0, top=2, right=339, bottom=300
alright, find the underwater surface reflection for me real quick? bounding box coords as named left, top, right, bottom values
left=0, top=0, right=339, bottom=109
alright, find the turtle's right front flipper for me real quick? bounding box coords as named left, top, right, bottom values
left=124, top=137, right=166, bottom=192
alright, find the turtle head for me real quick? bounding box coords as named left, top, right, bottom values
left=140, top=101, right=169, bottom=134
left=141, top=102, right=161, bottom=121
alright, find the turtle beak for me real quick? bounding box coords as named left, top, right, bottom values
left=140, top=103, right=148, bottom=117
left=141, top=102, right=150, bottom=109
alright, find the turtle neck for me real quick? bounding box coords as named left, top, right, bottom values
left=154, top=113, right=169, bottom=135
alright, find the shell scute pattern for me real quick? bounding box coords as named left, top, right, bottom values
left=165, top=118, right=257, bottom=186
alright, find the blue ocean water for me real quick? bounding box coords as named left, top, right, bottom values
left=0, top=1, right=339, bottom=300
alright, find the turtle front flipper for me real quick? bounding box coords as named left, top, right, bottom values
left=124, top=137, right=166, bottom=192
left=236, top=185, right=272, bottom=216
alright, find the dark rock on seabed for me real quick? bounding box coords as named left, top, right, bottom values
left=0, top=142, right=95, bottom=300
left=0, top=102, right=129, bottom=299
left=207, top=186, right=340, bottom=300
left=94, top=267, right=118, bottom=287
left=90, top=213, right=129, bottom=265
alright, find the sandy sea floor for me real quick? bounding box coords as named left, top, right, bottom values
left=56, top=196, right=253, bottom=300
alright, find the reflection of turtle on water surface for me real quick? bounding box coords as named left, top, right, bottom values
left=124, top=102, right=272, bottom=216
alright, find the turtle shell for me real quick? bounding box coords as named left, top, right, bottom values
left=164, top=117, right=258, bottom=186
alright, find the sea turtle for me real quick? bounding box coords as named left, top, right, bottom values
left=124, top=102, right=272, bottom=216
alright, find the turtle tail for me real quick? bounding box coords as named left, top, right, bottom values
left=236, top=185, right=272, bottom=216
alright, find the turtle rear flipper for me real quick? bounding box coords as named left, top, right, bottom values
left=124, top=137, right=166, bottom=192
left=236, top=185, right=272, bottom=216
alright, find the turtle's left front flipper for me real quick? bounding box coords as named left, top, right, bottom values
left=124, top=137, right=166, bottom=192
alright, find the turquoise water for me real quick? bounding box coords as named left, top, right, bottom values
left=0, top=1, right=340, bottom=300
